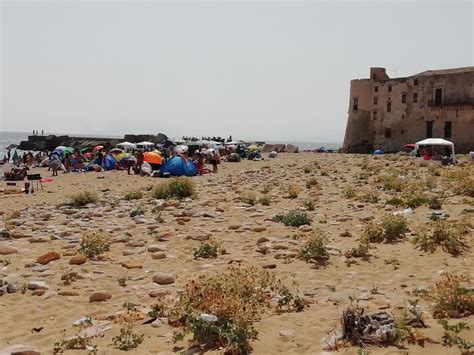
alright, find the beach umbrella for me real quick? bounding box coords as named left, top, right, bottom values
left=247, top=145, right=259, bottom=152
left=144, top=151, right=162, bottom=165
left=109, top=148, right=124, bottom=154
left=403, top=144, right=416, bottom=149
left=373, top=149, right=384, bottom=155
left=54, top=146, right=74, bottom=154
left=175, top=145, right=188, bottom=154
left=80, top=147, right=91, bottom=153
left=92, top=145, right=104, bottom=152
left=83, top=152, right=92, bottom=160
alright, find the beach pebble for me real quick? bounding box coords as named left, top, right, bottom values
left=147, top=245, right=166, bottom=252
left=69, top=255, right=87, bottom=265
left=298, top=225, right=313, bottom=232
left=121, top=260, right=142, bottom=269
left=0, top=246, right=18, bottom=255
left=153, top=273, right=175, bottom=285
left=27, top=281, right=49, bottom=290
left=151, top=252, right=167, bottom=260
left=89, top=291, right=112, bottom=302
left=279, top=329, right=295, bottom=337
left=0, top=344, right=41, bottom=355
left=36, top=251, right=61, bottom=265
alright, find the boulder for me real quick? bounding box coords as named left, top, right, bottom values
left=89, top=291, right=112, bottom=303
left=36, top=251, right=61, bottom=265
left=152, top=273, right=175, bottom=285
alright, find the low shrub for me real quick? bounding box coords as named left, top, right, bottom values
left=412, top=221, right=470, bottom=256
left=386, top=197, right=404, bottom=206
left=130, top=207, right=145, bottom=218
left=153, top=177, right=196, bottom=200
left=362, top=222, right=385, bottom=243
left=379, top=175, right=404, bottom=192
left=428, top=197, right=442, bottom=210
left=78, top=231, right=111, bottom=258
left=272, top=210, right=311, bottom=227
left=303, top=198, right=315, bottom=211
left=298, top=231, right=329, bottom=264
left=168, top=266, right=302, bottom=353
left=342, top=186, right=356, bottom=199
left=429, top=274, right=474, bottom=318
left=359, top=191, right=379, bottom=203
left=241, top=193, right=257, bottom=206
left=439, top=320, right=473, bottom=354
left=112, top=325, right=144, bottom=351
left=124, top=190, right=143, bottom=200
left=194, top=241, right=225, bottom=259
left=305, top=177, right=319, bottom=190
left=258, top=195, right=271, bottom=206
left=382, top=215, right=409, bottom=242
left=303, top=166, right=312, bottom=174
left=66, top=191, right=98, bottom=207
left=287, top=185, right=301, bottom=198
left=344, top=238, right=370, bottom=259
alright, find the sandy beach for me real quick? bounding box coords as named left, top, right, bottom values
left=0, top=152, right=472, bottom=355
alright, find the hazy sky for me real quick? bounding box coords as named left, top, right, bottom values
left=1, top=1, right=473, bottom=142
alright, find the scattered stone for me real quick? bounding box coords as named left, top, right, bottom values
left=0, top=246, right=18, bottom=255
left=27, top=281, right=49, bottom=290
left=121, top=260, right=142, bottom=269
left=151, top=252, right=167, bottom=260
left=279, top=329, right=295, bottom=337
left=153, top=273, right=175, bottom=285
left=36, top=251, right=61, bottom=265
left=32, top=289, right=46, bottom=296
left=298, top=225, right=312, bottom=232
left=69, top=255, right=87, bottom=265
left=147, top=245, right=166, bottom=252
left=251, top=226, right=267, bottom=232
left=89, top=291, right=112, bottom=303
left=0, top=344, right=41, bottom=355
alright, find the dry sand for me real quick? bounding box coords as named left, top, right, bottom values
left=0, top=152, right=472, bottom=354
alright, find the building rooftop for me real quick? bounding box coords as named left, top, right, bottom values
left=414, top=66, right=474, bottom=76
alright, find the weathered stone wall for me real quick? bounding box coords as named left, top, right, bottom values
left=343, top=67, right=474, bottom=153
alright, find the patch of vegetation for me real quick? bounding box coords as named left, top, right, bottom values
left=148, top=300, right=167, bottom=319
left=303, top=166, right=312, bottom=174
left=117, top=276, right=127, bottom=287
left=342, top=186, right=356, bottom=199
left=241, top=193, right=257, bottom=206
left=303, top=198, right=315, bottom=211
left=448, top=169, right=474, bottom=197
left=386, top=197, right=404, bottom=206
left=305, top=177, right=319, bottom=190
left=78, top=231, right=111, bottom=258
left=66, top=191, right=98, bottom=207
left=428, top=196, right=442, bottom=209
left=153, top=177, right=196, bottom=200
left=382, top=215, right=409, bottom=242
left=362, top=222, right=385, bottom=243
left=272, top=210, right=311, bottom=227
left=112, top=325, right=144, bottom=351
left=258, top=195, right=271, bottom=206
left=359, top=191, right=379, bottom=203
left=124, top=190, right=143, bottom=200
left=193, top=241, right=225, bottom=259
left=412, top=221, right=470, bottom=256
left=379, top=175, right=404, bottom=192
left=344, top=238, right=370, bottom=259
left=298, top=231, right=330, bottom=264
left=287, top=185, right=301, bottom=198
left=130, top=207, right=145, bottom=218
left=405, top=196, right=429, bottom=209
left=429, top=274, right=474, bottom=318
left=168, top=266, right=302, bottom=353
left=61, top=271, right=79, bottom=286
left=439, top=320, right=473, bottom=354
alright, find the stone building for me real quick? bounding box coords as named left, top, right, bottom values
left=343, top=66, right=474, bottom=153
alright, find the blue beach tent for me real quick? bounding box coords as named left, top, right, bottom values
left=160, top=156, right=197, bottom=177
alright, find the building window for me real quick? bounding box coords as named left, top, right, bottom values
left=353, top=98, right=358, bottom=110
left=373, top=111, right=377, bottom=120
left=388, top=86, right=392, bottom=92
left=413, top=93, right=418, bottom=103
left=402, top=93, right=406, bottom=103
left=426, top=121, right=433, bottom=138
left=444, top=121, right=452, bottom=138
left=414, top=78, right=418, bottom=86
left=387, top=101, right=392, bottom=112
left=385, top=128, right=392, bottom=138
left=401, top=129, right=405, bottom=134
left=434, top=88, right=443, bottom=105
left=374, top=86, right=378, bottom=93
left=373, top=97, right=378, bottom=105
left=402, top=114, right=405, bottom=119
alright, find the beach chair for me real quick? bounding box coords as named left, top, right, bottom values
left=27, top=174, right=44, bottom=192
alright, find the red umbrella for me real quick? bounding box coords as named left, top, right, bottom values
left=403, top=144, right=416, bottom=149
left=92, top=145, right=104, bottom=152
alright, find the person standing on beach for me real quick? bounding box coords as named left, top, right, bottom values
left=136, top=150, right=144, bottom=174
left=210, top=150, right=219, bottom=173
left=7, top=149, right=11, bottom=162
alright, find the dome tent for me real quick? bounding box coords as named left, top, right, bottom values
left=161, top=155, right=197, bottom=177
